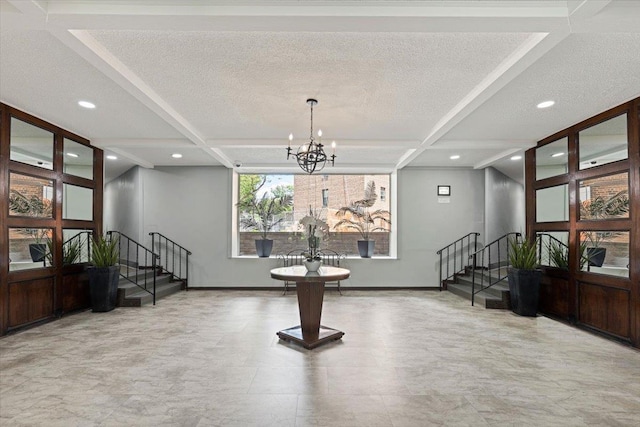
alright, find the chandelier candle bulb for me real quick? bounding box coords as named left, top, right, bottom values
left=332, top=141, right=336, bottom=155
left=288, top=133, right=293, bottom=148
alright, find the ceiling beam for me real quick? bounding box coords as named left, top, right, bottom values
left=395, top=28, right=570, bottom=170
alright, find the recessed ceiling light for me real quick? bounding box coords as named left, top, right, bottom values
left=67, top=152, right=79, bottom=158
left=172, top=153, right=183, bottom=159
left=551, top=152, right=565, bottom=157
left=106, top=155, right=118, bottom=160
left=78, top=100, right=96, bottom=109
left=510, top=155, right=522, bottom=161
left=450, top=155, right=460, bottom=160
left=537, top=100, right=555, bottom=109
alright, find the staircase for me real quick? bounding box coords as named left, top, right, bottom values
left=438, top=232, right=520, bottom=309
left=117, top=265, right=185, bottom=307
left=444, top=266, right=510, bottom=309
left=106, top=231, right=191, bottom=307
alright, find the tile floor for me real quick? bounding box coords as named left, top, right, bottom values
left=1, top=290, right=640, bottom=426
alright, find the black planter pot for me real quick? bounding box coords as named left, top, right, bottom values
left=507, top=268, right=542, bottom=316
left=29, top=243, right=47, bottom=262
left=587, top=247, right=606, bottom=267
left=88, top=266, right=120, bottom=312
left=357, top=240, right=375, bottom=258
left=255, top=239, right=274, bottom=258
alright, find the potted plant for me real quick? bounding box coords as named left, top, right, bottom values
left=8, top=189, right=52, bottom=262
left=507, top=236, right=541, bottom=316
left=88, top=235, right=120, bottom=312
left=547, top=239, right=588, bottom=271
left=580, top=190, right=629, bottom=267
left=334, top=180, right=391, bottom=258
left=237, top=176, right=292, bottom=257
left=45, top=237, right=81, bottom=266
left=299, top=207, right=329, bottom=272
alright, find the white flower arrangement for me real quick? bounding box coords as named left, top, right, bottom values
left=299, top=207, right=329, bottom=261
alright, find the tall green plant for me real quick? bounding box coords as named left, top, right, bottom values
left=237, top=176, right=293, bottom=239
left=90, top=235, right=119, bottom=268
left=509, top=237, right=539, bottom=270
left=334, top=181, right=391, bottom=240
left=46, top=238, right=81, bottom=266
left=548, top=240, right=569, bottom=269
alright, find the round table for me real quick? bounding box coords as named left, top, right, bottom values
left=270, top=265, right=350, bottom=349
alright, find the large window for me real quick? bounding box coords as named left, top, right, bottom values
left=237, top=174, right=392, bottom=256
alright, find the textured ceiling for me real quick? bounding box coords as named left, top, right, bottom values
left=1, top=0, right=639, bottom=185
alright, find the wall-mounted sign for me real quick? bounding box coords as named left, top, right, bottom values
left=437, top=185, right=451, bottom=196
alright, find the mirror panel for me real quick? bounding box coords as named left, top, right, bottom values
left=580, top=231, right=629, bottom=278
left=10, top=117, right=54, bottom=170
left=63, top=138, right=94, bottom=180
left=579, top=172, right=629, bottom=221
left=579, top=114, right=628, bottom=170
left=9, top=228, right=53, bottom=271
left=61, top=229, right=93, bottom=264
left=9, top=173, right=54, bottom=218
left=536, top=184, right=569, bottom=222
left=536, top=137, right=568, bottom=180
left=536, top=231, right=569, bottom=268
left=63, top=184, right=93, bottom=221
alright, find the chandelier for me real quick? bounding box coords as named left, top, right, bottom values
left=286, top=98, right=336, bottom=174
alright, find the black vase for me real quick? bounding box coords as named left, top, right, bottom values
left=88, top=266, right=120, bottom=312
left=587, top=247, right=606, bottom=267
left=255, top=239, right=274, bottom=258
left=357, top=240, right=375, bottom=258
left=507, top=268, right=541, bottom=316
left=29, top=243, right=47, bottom=262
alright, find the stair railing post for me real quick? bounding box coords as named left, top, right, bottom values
left=152, top=252, right=157, bottom=305
left=185, top=252, right=189, bottom=291
left=471, top=252, right=476, bottom=306
left=438, top=251, right=442, bottom=291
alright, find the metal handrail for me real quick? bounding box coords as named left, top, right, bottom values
left=149, top=232, right=192, bottom=290
left=537, top=232, right=590, bottom=270
left=437, top=232, right=480, bottom=291
left=63, top=230, right=93, bottom=264
left=469, top=232, right=521, bottom=306
left=107, top=231, right=159, bottom=305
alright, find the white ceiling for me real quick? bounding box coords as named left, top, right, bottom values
left=1, top=0, right=640, bottom=184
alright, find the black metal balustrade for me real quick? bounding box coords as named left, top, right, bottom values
left=107, top=231, right=159, bottom=305
left=469, top=232, right=521, bottom=306
left=62, top=230, right=93, bottom=264
left=437, top=233, right=480, bottom=291
left=149, top=232, right=192, bottom=290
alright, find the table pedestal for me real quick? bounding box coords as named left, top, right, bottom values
left=277, top=281, right=344, bottom=349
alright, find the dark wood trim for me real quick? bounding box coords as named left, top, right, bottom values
left=62, top=174, right=95, bottom=189
left=1, top=102, right=103, bottom=336
left=628, top=99, right=640, bottom=345
left=0, top=107, right=9, bottom=334
left=531, top=96, right=639, bottom=347
left=8, top=161, right=57, bottom=182
left=533, top=175, right=570, bottom=190
left=525, top=147, right=536, bottom=237
left=532, top=222, right=570, bottom=232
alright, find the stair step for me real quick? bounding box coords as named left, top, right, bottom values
left=455, top=275, right=509, bottom=299
left=115, top=265, right=184, bottom=307
left=118, top=275, right=173, bottom=297
left=447, top=280, right=510, bottom=310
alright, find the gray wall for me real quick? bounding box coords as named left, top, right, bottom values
left=103, top=166, right=490, bottom=287
left=103, top=167, right=142, bottom=240
left=484, top=167, right=526, bottom=243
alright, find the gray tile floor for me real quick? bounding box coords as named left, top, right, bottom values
left=1, top=290, right=640, bottom=426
